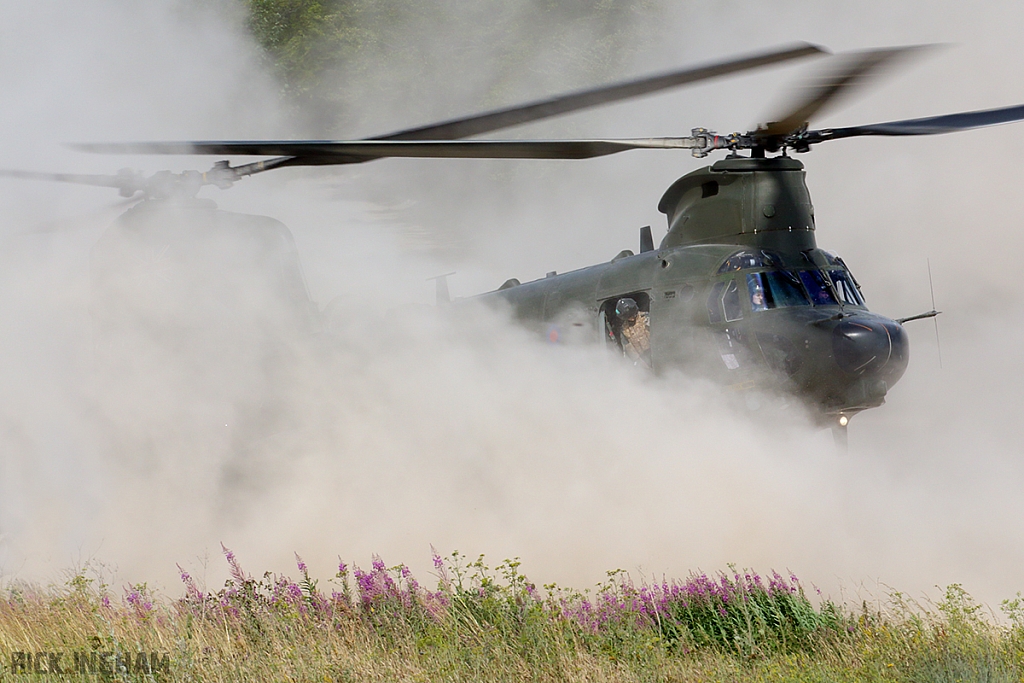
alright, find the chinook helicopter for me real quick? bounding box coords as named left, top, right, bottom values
left=8, top=42, right=1024, bottom=446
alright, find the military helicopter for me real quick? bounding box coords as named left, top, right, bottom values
left=9, top=42, right=1024, bottom=446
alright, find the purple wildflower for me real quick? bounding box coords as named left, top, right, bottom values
left=221, top=544, right=246, bottom=584
left=177, top=564, right=204, bottom=603
left=430, top=545, right=444, bottom=570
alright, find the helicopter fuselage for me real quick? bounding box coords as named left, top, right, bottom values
left=474, top=156, right=910, bottom=423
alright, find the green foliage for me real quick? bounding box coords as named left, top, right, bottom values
left=245, top=0, right=370, bottom=100
left=901, top=585, right=1015, bottom=683
left=239, top=0, right=662, bottom=134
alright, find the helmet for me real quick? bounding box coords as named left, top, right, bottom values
left=614, top=297, right=639, bottom=320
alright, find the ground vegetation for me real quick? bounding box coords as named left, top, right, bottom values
left=2, top=549, right=1022, bottom=682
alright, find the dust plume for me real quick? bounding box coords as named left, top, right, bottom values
left=1, top=0, right=1023, bottom=616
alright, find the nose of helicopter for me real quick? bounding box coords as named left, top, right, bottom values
left=831, top=317, right=908, bottom=379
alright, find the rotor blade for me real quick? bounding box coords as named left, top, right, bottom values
left=811, top=102, right=1024, bottom=140
left=759, top=45, right=934, bottom=138
left=228, top=156, right=297, bottom=176
left=69, top=44, right=824, bottom=175
left=71, top=137, right=700, bottom=161
left=0, top=168, right=143, bottom=191
left=372, top=43, right=826, bottom=141
left=72, top=44, right=824, bottom=163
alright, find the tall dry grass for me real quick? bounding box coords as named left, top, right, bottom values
left=1, top=548, right=1021, bottom=682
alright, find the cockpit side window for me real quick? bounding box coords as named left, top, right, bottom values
left=707, top=280, right=742, bottom=323
left=829, top=269, right=865, bottom=306
left=798, top=270, right=839, bottom=306
left=723, top=280, right=743, bottom=322
left=706, top=281, right=725, bottom=323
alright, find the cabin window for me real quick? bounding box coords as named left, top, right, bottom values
left=798, top=270, right=839, bottom=306
left=601, top=292, right=651, bottom=349
left=829, top=269, right=865, bottom=306
left=746, top=271, right=810, bottom=311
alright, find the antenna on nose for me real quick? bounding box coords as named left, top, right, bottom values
left=928, top=258, right=943, bottom=369
left=894, top=260, right=942, bottom=369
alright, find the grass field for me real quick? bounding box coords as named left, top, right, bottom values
left=2, top=548, right=1022, bottom=682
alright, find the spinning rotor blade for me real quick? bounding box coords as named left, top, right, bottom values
left=372, top=43, right=825, bottom=141
left=71, top=44, right=825, bottom=173
left=810, top=102, right=1024, bottom=140
left=73, top=138, right=699, bottom=161
left=759, top=45, right=933, bottom=139
left=0, top=168, right=145, bottom=195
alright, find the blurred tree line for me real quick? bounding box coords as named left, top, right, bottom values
left=240, top=0, right=661, bottom=136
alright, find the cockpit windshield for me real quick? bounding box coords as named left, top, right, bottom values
left=798, top=269, right=839, bottom=306
left=746, top=271, right=810, bottom=311
left=828, top=269, right=864, bottom=306
left=710, top=251, right=867, bottom=320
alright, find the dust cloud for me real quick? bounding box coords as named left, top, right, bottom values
left=1, top=0, right=1023, bottom=613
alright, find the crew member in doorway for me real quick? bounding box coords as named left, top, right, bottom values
left=615, top=297, right=651, bottom=367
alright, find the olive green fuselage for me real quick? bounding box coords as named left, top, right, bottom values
left=474, top=157, right=908, bottom=420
